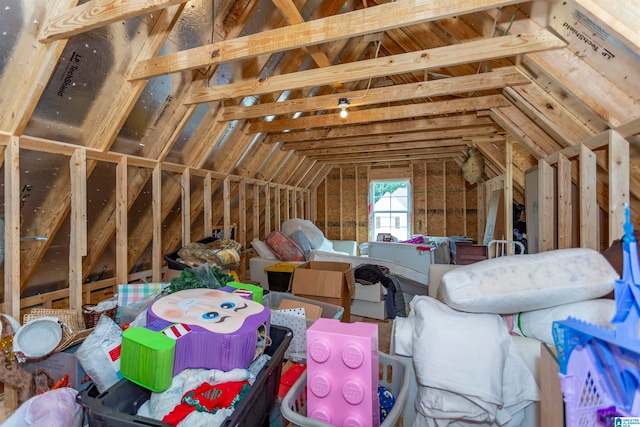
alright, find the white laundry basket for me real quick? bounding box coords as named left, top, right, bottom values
left=280, top=352, right=410, bottom=427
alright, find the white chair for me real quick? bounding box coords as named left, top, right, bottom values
left=488, top=239, right=525, bottom=258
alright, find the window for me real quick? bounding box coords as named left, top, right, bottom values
left=369, top=180, right=411, bottom=241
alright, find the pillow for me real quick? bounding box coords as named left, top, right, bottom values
left=265, top=230, right=306, bottom=262
left=506, top=298, right=616, bottom=346
left=281, top=219, right=325, bottom=249
left=289, top=226, right=312, bottom=254
left=439, top=248, right=618, bottom=314
left=252, top=239, right=277, bottom=260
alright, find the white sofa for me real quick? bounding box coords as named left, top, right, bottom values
left=249, top=239, right=357, bottom=290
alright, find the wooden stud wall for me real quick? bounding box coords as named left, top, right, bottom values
left=0, top=134, right=308, bottom=316
left=537, top=130, right=629, bottom=251
left=426, top=162, right=445, bottom=237
left=445, top=161, right=466, bottom=237
left=412, top=163, right=427, bottom=235
left=317, top=161, right=477, bottom=246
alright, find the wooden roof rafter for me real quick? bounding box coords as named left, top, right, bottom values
left=128, top=0, right=526, bottom=81
left=220, top=66, right=530, bottom=121
left=316, top=150, right=466, bottom=165
left=265, top=114, right=495, bottom=143
left=185, top=30, right=564, bottom=104
left=293, top=138, right=470, bottom=157
left=280, top=126, right=500, bottom=151
left=249, top=95, right=511, bottom=133
left=39, top=0, right=189, bottom=43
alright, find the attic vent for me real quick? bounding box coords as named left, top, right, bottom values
left=461, top=146, right=485, bottom=185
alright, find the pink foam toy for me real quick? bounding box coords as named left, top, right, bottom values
left=306, top=318, right=379, bottom=427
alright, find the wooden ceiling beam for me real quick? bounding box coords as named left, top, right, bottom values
left=265, top=115, right=494, bottom=143
left=271, top=0, right=346, bottom=92
left=316, top=151, right=465, bottom=165
left=0, top=0, right=79, bottom=135
left=485, top=7, right=640, bottom=128
left=490, top=105, right=562, bottom=159
left=503, top=84, right=594, bottom=148
left=287, top=157, right=318, bottom=187
left=129, top=0, right=525, bottom=80
left=280, top=126, right=499, bottom=150
left=39, top=0, right=188, bottom=43
left=308, top=164, right=334, bottom=189
left=615, top=118, right=640, bottom=138
left=249, top=94, right=510, bottom=133
left=308, top=145, right=466, bottom=160
left=294, top=139, right=469, bottom=156
left=185, top=30, right=564, bottom=103
left=221, top=66, right=529, bottom=121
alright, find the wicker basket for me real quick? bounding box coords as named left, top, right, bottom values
left=82, top=304, right=117, bottom=329
left=23, top=308, right=94, bottom=354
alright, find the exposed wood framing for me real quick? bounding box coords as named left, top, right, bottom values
left=39, top=0, right=187, bottom=43
left=115, top=157, right=128, bottom=285
left=265, top=184, right=271, bottom=235
left=239, top=180, right=247, bottom=248
left=608, top=132, right=630, bottom=242
left=181, top=167, right=191, bottom=245
left=130, top=0, right=525, bottom=81
left=442, top=162, right=447, bottom=236
left=266, top=115, right=495, bottom=144
left=504, top=138, right=513, bottom=252
left=152, top=165, right=162, bottom=282
left=69, top=149, right=87, bottom=311
left=224, top=177, right=232, bottom=239
left=188, top=30, right=563, bottom=104
left=0, top=0, right=78, bottom=135
left=252, top=96, right=510, bottom=133
left=556, top=154, right=572, bottom=249
left=222, top=67, right=529, bottom=121
left=579, top=144, right=598, bottom=249
left=538, top=159, right=555, bottom=252
left=4, top=137, right=20, bottom=318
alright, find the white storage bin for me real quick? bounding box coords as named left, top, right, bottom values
left=367, top=241, right=435, bottom=275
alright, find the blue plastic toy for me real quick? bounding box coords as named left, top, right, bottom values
left=553, top=203, right=640, bottom=422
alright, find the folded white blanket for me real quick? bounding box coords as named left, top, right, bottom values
left=408, top=296, right=539, bottom=427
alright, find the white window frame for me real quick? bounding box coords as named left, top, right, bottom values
left=369, top=179, right=411, bottom=241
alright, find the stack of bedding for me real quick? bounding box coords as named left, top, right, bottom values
left=392, top=247, right=620, bottom=427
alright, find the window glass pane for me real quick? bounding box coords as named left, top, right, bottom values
left=369, top=180, right=411, bottom=241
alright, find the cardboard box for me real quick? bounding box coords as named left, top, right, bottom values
left=22, top=344, right=90, bottom=392
left=351, top=299, right=387, bottom=320
left=164, top=268, right=181, bottom=281
left=540, top=344, right=564, bottom=427
left=277, top=298, right=323, bottom=320
left=291, top=261, right=355, bottom=323
left=354, top=281, right=384, bottom=302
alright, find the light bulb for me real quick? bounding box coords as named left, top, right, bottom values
left=337, top=98, right=349, bottom=118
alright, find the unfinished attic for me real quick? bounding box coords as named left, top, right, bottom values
left=0, top=0, right=639, bottom=424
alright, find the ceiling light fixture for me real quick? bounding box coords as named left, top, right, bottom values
left=338, top=98, right=350, bottom=118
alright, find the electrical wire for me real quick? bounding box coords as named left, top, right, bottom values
left=348, top=37, right=383, bottom=101
left=503, top=4, right=521, bottom=36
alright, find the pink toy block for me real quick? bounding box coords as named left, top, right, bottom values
left=306, top=318, right=379, bottom=427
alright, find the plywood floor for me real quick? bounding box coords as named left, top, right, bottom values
left=0, top=396, right=15, bottom=422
